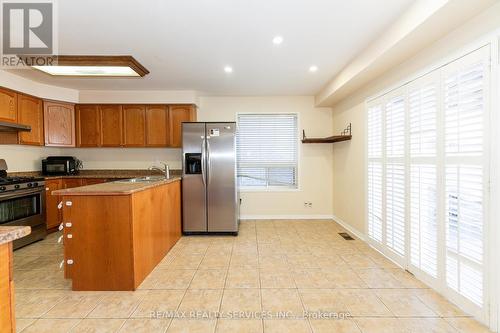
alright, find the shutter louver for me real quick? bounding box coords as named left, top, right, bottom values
left=368, top=162, right=383, bottom=243
left=368, top=105, right=382, bottom=158
left=409, top=84, right=437, bottom=156
left=386, top=163, right=405, bottom=257
left=386, top=96, right=405, bottom=158
left=236, top=114, right=298, bottom=188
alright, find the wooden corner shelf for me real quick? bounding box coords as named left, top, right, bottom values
left=302, top=123, right=352, bottom=144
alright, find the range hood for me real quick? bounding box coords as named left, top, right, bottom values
left=0, top=121, right=31, bottom=132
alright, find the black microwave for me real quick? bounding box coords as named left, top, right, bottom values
left=42, top=156, right=82, bottom=175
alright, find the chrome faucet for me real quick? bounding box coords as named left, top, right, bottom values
left=149, top=162, right=170, bottom=179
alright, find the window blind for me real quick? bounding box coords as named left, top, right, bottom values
left=368, top=162, right=383, bottom=243
left=236, top=114, right=298, bottom=188
left=386, top=163, right=405, bottom=257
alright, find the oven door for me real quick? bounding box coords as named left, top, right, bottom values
left=0, top=187, right=47, bottom=248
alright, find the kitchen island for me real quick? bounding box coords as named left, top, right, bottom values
left=53, top=176, right=181, bottom=291
left=0, top=226, right=31, bottom=333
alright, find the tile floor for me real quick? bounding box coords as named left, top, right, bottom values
left=12, top=220, right=492, bottom=332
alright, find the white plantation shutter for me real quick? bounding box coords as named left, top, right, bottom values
left=410, top=165, right=437, bottom=277
left=386, top=163, right=405, bottom=256
left=368, top=162, right=383, bottom=243
left=236, top=114, right=298, bottom=188
left=366, top=46, right=489, bottom=316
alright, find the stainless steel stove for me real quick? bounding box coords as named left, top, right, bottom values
left=0, top=159, right=47, bottom=249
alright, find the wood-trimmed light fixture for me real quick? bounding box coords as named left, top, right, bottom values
left=32, top=55, right=150, bottom=77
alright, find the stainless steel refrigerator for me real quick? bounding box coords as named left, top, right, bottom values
left=182, top=122, right=239, bottom=234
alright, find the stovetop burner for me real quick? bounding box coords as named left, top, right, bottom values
left=0, top=176, right=44, bottom=185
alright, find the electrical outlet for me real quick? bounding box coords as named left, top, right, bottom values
left=304, top=202, right=313, bottom=208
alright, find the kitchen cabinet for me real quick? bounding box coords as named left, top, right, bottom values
left=169, top=104, right=196, bottom=148
left=0, top=242, right=15, bottom=332
left=0, top=87, right=17, bottom=123
left=44, top=101, right=76, bottom=147
left=63, top=178, right=84, bottom=189
left=100, top=105, right=123, bottom=147
left=123, top=105, right=146, bottom=147
left=45, top=179, right=62, bottom=230
left=81, top=178, right=108, bottom=186
left=17, top=94, right=44, bottom=146
left=146, top=105, right=169, bottom=147
left=76, top=105, right=100, bottom=147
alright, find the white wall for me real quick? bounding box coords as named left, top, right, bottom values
left=331, top=2, right=500, bottom=234
left=0, top=145, right=60, bottom=172
left=199, top=96, right=334, bottom=219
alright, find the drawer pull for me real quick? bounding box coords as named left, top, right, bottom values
left=65, top=201, right=72, bottom=206
left=65, top=222, right=72, bottom=228
left=58, top=223, right=64, bottom=231
left=67, top=234, right=72, bottom=239
left=67, top=259, right=74, bottom=265
left=57, top=201, right=63, bottom=209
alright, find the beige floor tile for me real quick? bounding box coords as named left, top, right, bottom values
left=167, top=319, right=217, bottom=333
left=263, top=319, right=311, bottom=333
left=229, top=254, right=258, bottom=269
left=259, top=269, right=296, bottom=288
left=189, top=270, right=227, bottom=289
left=118, top=318, right=170, bottom=332
left=132, top=290, right=184, bottom=318
left=15, top=290, right=67, bottom=318
left=198, top=255, right=231, bottom=270
left=299, top=289, right=347, bottom=313
left=339, top=290, right=392, bottom=317
left=293, top=269, right=333, bottom=289
left=21, top=318, right=81, bottom=333
left=354, top=317, right=401, bottom=333
left=415, top=289, right=466, bottom=317
left=87, top=292, right=147, bottom=319
left=374, top=289, right=437, bottom=317
left=309, top=319, right=361, bottom=333
left=261, top=289, right=304, bottom=318
left=15, top=318, right=36, bottom=332
left=70, top=318, right=126, bottom=333
left=445, top=317, right=493, bottom=333
left=168, top=254, right=204, bottom=269
left=385, top=269, right=428, bottom=288
left=399, top=318, right=457, bottom=333
left=220, top=289, right=261, bottom=314
left=355, top=269, right=403, bottom=288
left=215, top=319, right=263, bottom=333
left=43, top=293, right=103, bottom=318
left=340, top=254, right=378, bottom=269
left=153, top=269, right=196, bottom=289
left=178, top=289, right=223, bottom=314
left=321, top=268, right=368, bottom=288
left=258, top=254, right=289, bottom=270
left=225, top=269, right=260, bottom=288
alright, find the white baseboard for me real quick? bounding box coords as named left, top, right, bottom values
left=240, top=214, right=334, bottom=220
left=331, top=214, right=366, bottom=241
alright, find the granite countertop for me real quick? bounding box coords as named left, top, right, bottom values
left=0, top=226, right=31, bottom=245
left=10, top=169, right=181, bottom=180
left=52, top=176, right=182, bottom=196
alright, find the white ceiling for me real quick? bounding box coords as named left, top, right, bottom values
left=8, top=0, right=415, bottom=95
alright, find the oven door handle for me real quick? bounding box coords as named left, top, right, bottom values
left=0, top=187, right=44, bottom=200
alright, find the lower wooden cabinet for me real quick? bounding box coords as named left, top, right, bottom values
left=45, top=179, right=63, bottom=230
left=0, top=243, right=15, bottom=333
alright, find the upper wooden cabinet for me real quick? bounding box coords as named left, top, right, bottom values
left=18, top=94, right=44, bottom=146
left=146, top=105, right=169, bottom=147
left=100, top=105, right=123, bottom=147
left=44, top=101, right=76, bottom=147
left=169, top=105, right=197, bottom=148
left=76, top=105, right=100, bottom=147
left=123, top=105, right=146, bottom=147
left=0, top=87, right=17, bottom=123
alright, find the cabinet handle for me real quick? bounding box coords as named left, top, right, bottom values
left=46, top=187, right=50, bottom=191
left=67, top=234, right=73, bottom=239
left=57, top=201, right=63, bottom=209
left=65, top=201, right=73, bottom=206
left=58, top=223, right=64, bottom=231
left=67, top=259, right=74, bottom=265
left=65, top=222, right=72, bottom=227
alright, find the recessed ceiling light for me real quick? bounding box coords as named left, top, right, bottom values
left=272, top=35, right=283, bottom=45
left=309, top=65, right=318, bottom=73
left=224, top=66, right=233, bottom=73
left=31, top=55, right=149, bottom=77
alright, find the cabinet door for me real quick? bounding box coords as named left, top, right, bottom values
left=63, top=178, right=83, bottom=189
left=100, top=105, right=123, bottom=147
left=82, top=178, right=107, bottom=186
left=45, top=179, right=62, bottom=230
left=0, top=87, right=17, bottom=123
left=169, top=105, right=197, bottom=148
left=76, top=105, right=100, bottom=147
left=18, top=94, right=44, bottom=146
left=44, top=101, right=76, bottom=147
left=146, top=105, right=169, bottom=147
left=123, top=105, right=146, bottom=147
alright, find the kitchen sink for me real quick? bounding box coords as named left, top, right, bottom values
left=116, top=176, right=167, bottom=183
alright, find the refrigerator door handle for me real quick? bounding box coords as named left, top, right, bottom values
left=201, top=137, right=206, bottom=186
left=206, top=138, right=212, bottom=185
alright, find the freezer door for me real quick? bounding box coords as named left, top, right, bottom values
left=182, top=123, right=207, bottom=232
left=206, top=123, right=238, bottom=232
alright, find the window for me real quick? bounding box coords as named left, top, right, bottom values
left=366, top=46, right=489, bottom=317
left=237, top=114, right=298, bottom=189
